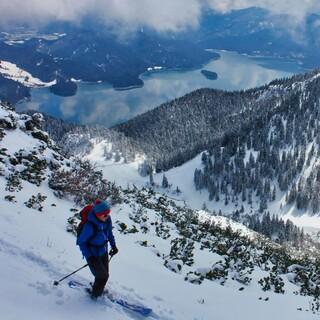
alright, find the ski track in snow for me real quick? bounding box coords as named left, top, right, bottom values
left=0, top=230, right=168, bottom=319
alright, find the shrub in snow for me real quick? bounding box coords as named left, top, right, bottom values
left=258, top=273, right=285, bottom=294
left=126, top=225, right=139, bottom=234
left=128, top=205, right=150, bottom=233
left=116, top=221, right=128, bottom=233
left=4, top=195, right=16, bottom=202
left=24, top=193, right=47, bottom=212
left=0, top=128, right=5, bottom=141
left=49, top=159, right=122, bottom=205
left=169, top=237, right=194, bottom=266
left=0, top=114, right=16, bottom=130
left=164, top=259, right=183, bottom=274
left=7, top=149, right=49, bottom=186
left=155, top=221, right=171, bottom=239
left=129, top=205, right=148, bottom=224
left=31, top=130, right=50, bottom=144
left=30, top=113, right=44, bottom=129
left=311, top=298, right=320, bottom=314
left=201, top=262, right=228, bottom=282
left=66, top=215, right=80, bottom=234
left=24, top=119, right=35, bottom=131
left=20, top=158, right=47, bottom=186
left=0, top=147, right=8, bottom=158
left=138, top=240, right=148, bottom=247
left=184, top=272, right=203, bottom=285
left=5, top=173, right=22, bottom=192
left=0, top=164, right=5, bottom=176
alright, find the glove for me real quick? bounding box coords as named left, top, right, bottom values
left=109, top=246, right=119, bottom=257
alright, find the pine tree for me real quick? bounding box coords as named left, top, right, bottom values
left=114, top=151, right=121, bottom=162
left=149, top=171, right=154, bottom=186
left=162, top=174, right=169, bottom=188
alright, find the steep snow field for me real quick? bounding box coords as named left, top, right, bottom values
left=0, top=179, right=318, bottom=320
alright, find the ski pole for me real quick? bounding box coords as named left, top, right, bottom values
left=53, top=264, right=88, bottom=286
left=54, top=252, right=116, bottom=286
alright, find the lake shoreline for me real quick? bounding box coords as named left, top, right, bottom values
left=17, top=50, right=305, bottom=128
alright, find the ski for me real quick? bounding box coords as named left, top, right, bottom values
left=68, top=280, right=153, bottom=317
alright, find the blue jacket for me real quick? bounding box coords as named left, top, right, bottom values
left=77, top=211, right=116, bottom=259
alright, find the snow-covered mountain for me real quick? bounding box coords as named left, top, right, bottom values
left=1, top=101, right=320, bottom=319
left=42, top=69, right=320, bottom=227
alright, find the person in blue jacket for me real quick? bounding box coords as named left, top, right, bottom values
left=77, top=200, right=118, bottom=299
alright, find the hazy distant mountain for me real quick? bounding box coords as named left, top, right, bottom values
left=191, top=8, right=320, bottom=68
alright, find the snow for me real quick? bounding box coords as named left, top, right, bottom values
left=85, top=140, right=146, bottom=187
left=0, top=176, right=318, bottom=320
left=282, top=211, right=320, bottom=230
left=71, top=78, right=82, bottom=82
left=147, top=66, right=163, bottom=72
left=5, top=40, right=25, bottom=45
left=0, top=106, right=9, bottom=117
left=1, top=128, right=41, bottom=154
left=82, top=138, right=320, bottom=263
left=0, top=60, right=56, bottom=88
left=85, top=143, right=207, bottom=207
left=1, top=103, right=320, bottom=319
left=85, top=140, right=320, bottom=233
left=198, top=210, right=259, bottom=239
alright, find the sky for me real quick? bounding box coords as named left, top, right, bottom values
left=1, top=0, right=320, bottom=33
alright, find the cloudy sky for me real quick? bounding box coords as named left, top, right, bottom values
left=1, top=0, right=319, bottom=32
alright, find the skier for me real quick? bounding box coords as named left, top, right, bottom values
left=77, top=199, right=118, bottom=299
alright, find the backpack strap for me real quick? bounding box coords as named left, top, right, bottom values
left=87, top=221, right=107, bottom=248
left=87, top=221, right=98, bottom=243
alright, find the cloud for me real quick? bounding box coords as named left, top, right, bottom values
left=0, top=0, right=319, bottom=34
left=0, top=0, right=201, bottom=32
left=207, top=1, right=320, bottom=43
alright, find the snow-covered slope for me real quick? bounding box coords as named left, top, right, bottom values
left=0, top=60, right=56, bottom=87
left=2, top=186, right=317, bottom=320
left=83, top=139, right=320, bottom=237
left=1, top=102, right=320, bottom=320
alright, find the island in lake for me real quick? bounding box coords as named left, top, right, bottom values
left=201, top=69, right=218, bottom=80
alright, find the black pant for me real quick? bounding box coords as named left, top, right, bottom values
left=88, top=253, right=109, bottom=297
